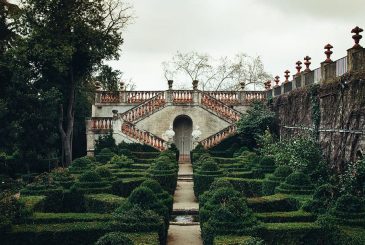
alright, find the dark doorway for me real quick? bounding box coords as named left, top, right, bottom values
left=173, top=115, right=193, bottom=155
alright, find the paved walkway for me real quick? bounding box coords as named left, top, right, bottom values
left=167, top=159, right=202, bottom=245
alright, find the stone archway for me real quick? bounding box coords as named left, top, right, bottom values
left=173, top=115, right=193, bottom=155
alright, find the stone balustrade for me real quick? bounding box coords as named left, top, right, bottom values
left=267, top=26, right=365, bottom=99
left=90, top=117, right=113, bottom=130
left=206, top=91, right=239, bottom=105
left=121, top=121, right=167, bottom=151
left=172, top=90, right=193, bottom=103
left=200, top=124, right=237, bottom=149
left=201, top=93, right=241, bottom=123
left=96, top=91, right=164, bottom=104
left=121, top=92, right=166, bottom=123
left=126, top=91, right=164, bottom=103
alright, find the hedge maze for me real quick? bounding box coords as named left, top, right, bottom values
left=0, top=146, right=179, bottom=245
left=192, top=145, right=365, bottom=245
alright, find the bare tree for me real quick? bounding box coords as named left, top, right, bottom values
left=162, top=51, right=271, bottom=91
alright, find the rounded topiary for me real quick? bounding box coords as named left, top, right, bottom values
left=128, top=187, right=158, bottom=208
left=313, top=184, right=337, bottom=202
left=200, top=159, right=219, bottom=172
left=140, top=179, right=163, bottom=194
left=109, top=155, right=134, bottom=168
left=96, top=148, right=115, bottom=164
left=79, top=170, right=102, bottom=182
left=273, top=166, right=292, bottom=178
left=72, top=156, right=94, bottom=168
left=285, top=171, right=311, bottom=186
left=209, top=179, right=233, bottom=191
left=334, top=194, right=364, bottom=214
left=96, top=167, right=112, bottom=178
left=275, top=171, right=314, bottom=195
left=95, top=232, right=134, bottom=245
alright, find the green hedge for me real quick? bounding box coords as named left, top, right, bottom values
left=223, top=177, right=263, bottom=197
left=29, top=212, right=111, bottom=224
left=214, top=236, right=264, bottom=245
left=1, top=222, right=159, bottom=245
left=259, top=222, right=322, bottom=245
left=132, top=152, right=160, bottom=159
left=111, top=177, right=146, bottom=197
left=255, top=210, right=316, bottom=223
left=247, top=194, right=300, bottom=213
left=19, top=196, right=46, bottom=212
left=84, top=194, right=125, bottom=213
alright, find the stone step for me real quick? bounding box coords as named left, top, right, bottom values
left=172, top=209, right=199, bottom=215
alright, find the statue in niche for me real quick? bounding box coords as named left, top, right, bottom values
left=163, top=124, right=175, bottom=146
left=191, top=126, right=202, bottom=148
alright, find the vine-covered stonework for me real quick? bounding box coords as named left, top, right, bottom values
left=271, top=77, right=365, bottom=170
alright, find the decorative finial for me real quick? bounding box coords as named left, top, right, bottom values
left=351, top=26, right=363, bottom=48
left=95, top=81, right=102, bottom=91
left=295, top=61, right=302, bottom=75
left=274, top=76, right=280, bottom=87
left=192, top=80, right=199, bottom=90
left=284, top=70, right=290, bottom=82
left=265, top=80, right=271, bottom=90
left=119, top=81, right=125, bottom=90
left=304, top=56, right=311, bottom=72
left=240, top=81, right=246, bottom=90
left=168, top=80, right=173, bottom=90
left=324, top=44, right=333, bottom=63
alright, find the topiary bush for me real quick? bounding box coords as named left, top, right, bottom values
left=95, top=232, right=134, bottom=245
left=262, top=166, right=292, bottom=195
left=149, top=157, right=178, bottom=195
left=108, top=155, right=134, bottom=168
left=194, top=159, right=224, bottom=197
left=257, top=156, right=276, bottom=173
left=96, top=167, right=112, bottom=178
left=139, top=179, right=173, bottom=213
left=275, top=171, right=314, bottom=195
left=70, top=156, right=94, bottom=169
left=302, top=184, right=338, bottom=214
left=79, top=170, right=102, bottom=182
left=96, top=148, right=115, bottom=164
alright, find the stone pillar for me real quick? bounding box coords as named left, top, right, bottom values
left=347, top=47, right=365, bottom=72
left=168, top=80, right=173, bottom=90
left=192, top=80, right=199, bottom=90
left=85, top=119, right=95, bottom=156
left=166, top=90, right=173, bottom=105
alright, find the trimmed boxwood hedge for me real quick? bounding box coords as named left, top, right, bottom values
left=214, top=236, right=264, bottom=245
left=222, top=177, right=263, bottom=197
left=84, top=194, right=125, bottom=213
left=255, top=210, right=316, bottom=223
left=111, top=177, right=146, bottom=197
left=247, top=194, right=300, bottom=213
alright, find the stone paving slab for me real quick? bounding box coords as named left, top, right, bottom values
left=167, top=225, right=203, bottom=245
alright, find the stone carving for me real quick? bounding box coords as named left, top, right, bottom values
left=191, top=126, right=202, bottom=147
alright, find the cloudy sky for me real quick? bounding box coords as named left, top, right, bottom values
left=110, top=0, right=365, bottom=90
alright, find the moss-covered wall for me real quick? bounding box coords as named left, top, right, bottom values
left=271, top=78, right=365, bottom=170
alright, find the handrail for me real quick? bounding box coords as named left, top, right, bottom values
left=120, top=92, right=166, bottom=123
left=200, top=124, right=237, bottom=149
left=200, top=92, right=242, bottom=123
left=121, top=121, right=167, bottom=151
left=90, top=117, right=113, bottom=130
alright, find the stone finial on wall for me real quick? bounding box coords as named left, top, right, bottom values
left=192, top=80, right=199, bottom=90
left=240, top=81, right=246, bottom=90
left=351, top=26, right=363, bottom=48
left=324, top=44, right=334, bottom=63
left=304, top=56, right=312, bottom=72
left=119, top=81, right=125, bottom=90
left=295, top=61, right=302, bottom=75
left=95, top=81, right=102, bottom=91
left=274, top=76, right=280, bottom=87
left=265, top=80, right=272, bottom=90
left=284, top=70, right=290, bottom=82
left=168, top=80, right=173, bottom=90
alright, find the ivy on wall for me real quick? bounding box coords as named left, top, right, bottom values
left=309, top=84, right=321, bottom=140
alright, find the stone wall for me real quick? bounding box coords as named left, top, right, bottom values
left=271, top=73, right=365, bottom=169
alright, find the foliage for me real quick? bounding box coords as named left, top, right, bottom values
left=140, top=179, right=164, bottom=194
left=96, top=167, right=112, bottom=178
left=96, top=148, right=115, bottom=164
left=95, top=232, right=134, bottom=245
left=95, top=132, right=116, bottom=154
left=84, top=194, right=125, bottom=213
left=108, top=155, right=134, bottom=168
left=237, top=101, right=276, bottom=148
left=338, top=159, right=365, bottom=195
left=0, top=191, right=31, bottom=223
left=71, top=156, right=94, bottom=169
left=79, top=170, right=102, bottom=182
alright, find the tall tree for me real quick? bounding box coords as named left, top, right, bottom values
left=162, top=51, right=271, bottom=91
left=18, top=0, right=133, bottom=166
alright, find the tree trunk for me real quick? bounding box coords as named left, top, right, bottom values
left=59, top=74, right=76, bottom=167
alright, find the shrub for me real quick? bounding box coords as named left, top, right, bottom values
left=200, top=159, right=220, bottom=172
left=333, top=194, right=364, bottom=215
left=95, top=232, right=134, bottom=245
left=79, top=170, right=102, bottom=182
left=96, top=167, right=112, bottom=178
left=0, top=191, right=31, bottom=223
left=84, top=194, right=125, bottom=213
left=273, top=166, right=292, bottom=178
left=223, top=177, right=263, bottom=197
left=276, top=171, right=314, bottom=195
left=140, top=179, right=163, bottom=194
left=247, top=194, right=300, bottom=212
left=303, top=184, right=338, bottom=214
left=108, top=155, right=134, bottom=168
left=71, top=156, right=94, bottom=169
left=96, top=148, right=115, bottom=164
left=111, top=178, right=146, bottom=197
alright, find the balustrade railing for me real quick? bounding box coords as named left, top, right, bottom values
left=207, top=91, right=239, bottom=105
left=99, top=92, right=120, bottom=103
left=121, top=122, right=167, bottom=151
left=90, top=117, right=113, bottom=130
left=121, top=92, right=166, bottom=123
left=172, top=90, right=193, bottom=103
left=201, top=93, right=242, bottom=123
left=126, top=91, right=163, bottom=104
left=242, top=91, right=266, bottom=103
left=200, top=124, right=237, bottom=149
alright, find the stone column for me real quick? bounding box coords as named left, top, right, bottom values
left=85, top=118, right=95, bottom=156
